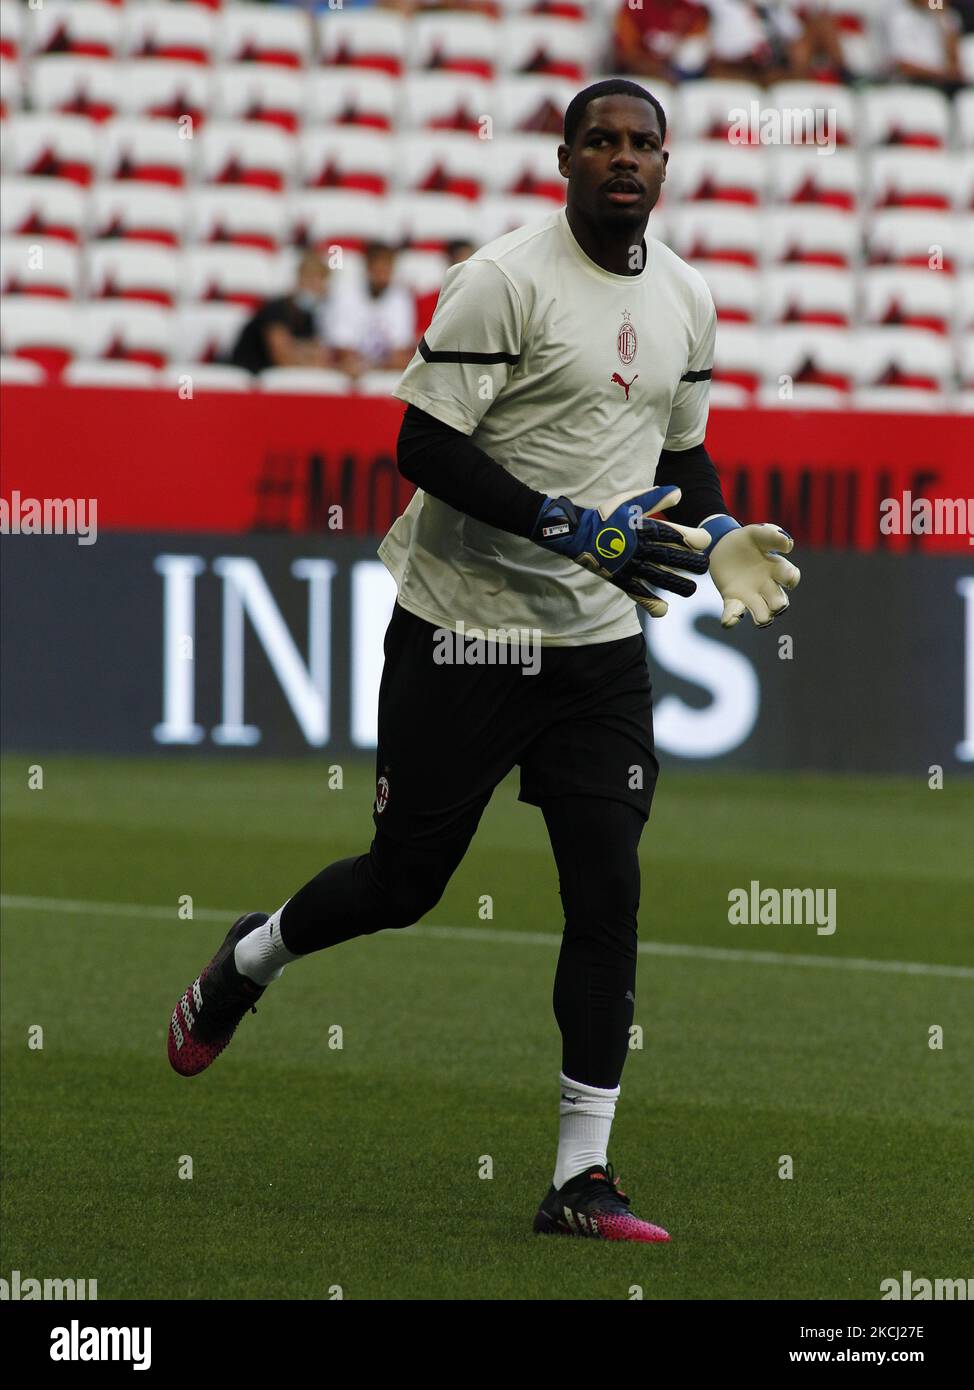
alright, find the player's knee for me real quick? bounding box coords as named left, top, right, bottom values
left=366, top=837, right=450, bottom=928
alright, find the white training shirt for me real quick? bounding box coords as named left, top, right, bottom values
left=381, top=204, right=716, bottom=646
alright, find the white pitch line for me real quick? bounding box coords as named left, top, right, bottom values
left=2, top=894, right=972, bottom=981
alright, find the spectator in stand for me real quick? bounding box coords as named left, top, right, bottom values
left=613, top=0, right=710, bottom=82
left=704, top=0, right=811, bottom=85
left=885, top=0, right=964, bottom=93
left=414, top=239, right=475, bottom=341
left=327, top=242, right=416, bottom=381
left=229, top=251, right=333, bottom=375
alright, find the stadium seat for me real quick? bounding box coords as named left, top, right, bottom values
left=711, top=323, right=767, bottom=393
left=768, top=148, right=861, bottom=213
left=707, top=380, right=751, bottom=408
left=216, top=3, right=311, bottom=70
left=667, top=205, right=763, bottom=267
left=958, top=155, right=974, bottom=214
left=317, top=11, right=407, bottom=77
left=479, top=134, right=563, bottom=203
left=305, top=70, right=397, bottom=131
left=498, top=15, right=593, bottom=80
left=478, top=193, right=565, bottom=242
left=25, top=0, right=122, bottom=61
left=85, top=241, right=182, bottom=307
left=393, top=248, right=450, bottom=297
left=397, top=131, right=487, bottom=202
left=212, top=64, right=305, bottom=134
left=409, top=13, right=500, bottom=79
left=767, top=325, right=859, bottom=393
left=196, top=119, right=296, bottom=191
left=175, top=301, right=250, bottom=364
left=89, top=183, right=186, bottom=247
left=756, top=381, right=850, bottom=410
left=27, top=54, right=121, bottom=122
left=851, top=326, right=954, bottom=395
left=868, top=150, right=958, bottom=211
left=121, top=3, right=217, bottom=66
left=493, top=75, right=579, bottom=135
left=386, top=193, right=478, bottom=253
left=960, top=337, right=974, bottom=389
left=0, top=354, right=45, bottom=385
left=861, top=267, right=953, bottom=335
left=694, top=264, right=760, bottom=323
left=160, top=362, right=253, bottom=392
left=0, top=235, right=81, bottom=299
left=664, top=141, right=768, bottom=206
left=867, top=210, right=965, bottom=275
left=259, top=367, right=351, bottom=395
left=182, top=244, right=291, bottom=309
left=80, top=300, right=174, bottom=366
left=0, top=295, right=82, bottom=374
left=0, top=177, right=87, bottom=244
left=187, top=187, right=287, bottom=253
left=63, top=358, right=162, bottom=387
left=0, top=0, right=23, bottom=63
left=99, top=116, right=194, bottom=186
left=764, top=82, right=859, bottom=150
left=117, top=59, right=212, bottom=127
left=860, top=85, right=951, bottom=149
left=6, top=113, right=98, bottom=186
left=764, top=267, right=856, bottom=326
left=298, top=127, right=393, bottom=195
left=401, top=73, right=493, bottom=134
left=357, top=370, right=406, bottom=397
left=764, top=207, right=860, bottom=269
left=288, top=190, right=386, bottom=254
left=673, top=81, right=764, bottom=143
left=957, top=276, right=974, bottom=335
left=851, top=386, right=951, bottom=413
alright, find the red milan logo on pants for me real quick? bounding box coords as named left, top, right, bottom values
left=375, top=775, right=390, bottom=814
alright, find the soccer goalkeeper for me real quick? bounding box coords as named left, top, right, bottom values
left=167, top=78, right=800, bottom=1243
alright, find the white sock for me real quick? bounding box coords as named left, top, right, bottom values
left=553, top=1072, right=620, bottom=1191
left=233, top=904, right=298, bottom=986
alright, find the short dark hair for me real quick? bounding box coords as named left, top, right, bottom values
left=563, top=79, right=667, bottom=149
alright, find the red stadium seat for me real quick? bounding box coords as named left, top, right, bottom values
left=117, top=59, right=213, bottom=127
left=711, top=323, right=767, bottom=393
left=401, top=73, right=494, bottom=134
left=298, top=127, right=393, bottom=196
left=216, top=3, right=311, bottom=70
left=212, top=64, right=306, bottom=133
left=695, top=264, right=761, bottom=323
left=0, top=295, right=83, bottom=375
left=852, top=326, right=954, bottom=396
left=85, top=241, right=182, bottom=307
left=667, top=205, right=763, bottom=267
left=175, top=301, right=250, bottom=364
left=99, top=116, right=195, bottom=186
left=187, top=187, right=287, bottom=253
left=25, top=0, right=122, bottom=61
left=764, top=267, right=856, bottom=326
left=28, top=55, right=122, bottom=123
left=767, top=325, right=859, bottom=394
left=0, top=235, right=81, bottom=299
left=397, top=132, right=487, bottom=202
left=0, top=177, right=87, bottom=244
left=387, top=192, right=478, bottom=253
left=122, top=3, right=217, bottom=66
left=764, top=207, right=860, bottom=269
left=861, top=267, right=953, bottom=335
left=867, top=210, right=966, bottom=276
left=665, top=141, right=768, bottom=206
left=769, top=148, right=861, bottom=214
left=80, top=300, right=174, bottom=366
left=410, top=13, right=500, bottom=80
left=182, top=244, right=290, bottom=309
left=765, top=82, right=858, bottom=150
left=288, top=190, right=385, bottom=255
left=673, top=80, right=764, bottom=143
left=499, top=14, right=592, bottom=80
left=196, top=119, right=296, bottom=191
left=868, top=150, right=959, bottom=212
left=317, top=11, right=407, bottom=78
left=89, top=183, right=187, bottom=247
left=305, top=70, right=397, bottom=132
left=6, top=113, right=98, bottom=186
left=484, top=134, right=566, bottom=202
left=860, top=85, right=951, bottom=150
left=493, top=75, right=579, bottom=135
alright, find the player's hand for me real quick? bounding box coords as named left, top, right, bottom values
left=532, top=485, right=711, bottom=618
left=702, top=517, right=801, bottom=628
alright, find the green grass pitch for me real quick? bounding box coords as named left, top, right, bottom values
left=1, top=756, right=972, bottom=1300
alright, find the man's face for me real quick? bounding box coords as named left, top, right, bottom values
left=298, top=260, right=327, bottom=297
left=366, top=251, right=394, bottom=293
left=558, top=95, right=668, bottom=229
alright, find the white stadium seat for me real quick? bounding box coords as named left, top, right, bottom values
left=860, top=85, right=951, bottom=149
left=387, top=192, right=478, bottom=252
left=867, top=211, right=967, bottom=275
left=0, top=295, right=82, bottom=373
left=317, top=11, right=407, bottom=77
left=63, top=358, right=162, bottom=387
left=85, top=242, right=182, bottom=307
left=400, top=73, right=493, bottom=134
left=0, top=177, right=87, bottom=243
left=182, top=245, right=291, bottom=308
left=305, top=70, right=397, bottom=132
left=673, top=80, right=764, bottom=143
left=298, top=127, right=394, bottom=195
left=396, top=131, right=488, bottom=202
left=196, top=120, right=296, bottom=192
left=763, top=207, right=861, bottom=269
left=27, top=54, right=122, bottom=122
left=187, top=187, right=287, bottom=253
left=216, top=3, right=311, bottom=70
left=868, top=150, right=959, bottom=212
left=259, top=367, right=351, bottom=394
left=767, top=325, right=859, bottom=393
left=861, top=267, right=953, bottom=335
left=497, top=15, right=593, bottom=81
left=0, top=354, right=45, bottom=384
left=664, top=141, right=768, bottom=206
left=160, top=363, right=253, bottom=392
left=493, top=75, right=579, bottom=136
left=175, top=302, right=251, bottom=364
left=0, top=235, right=81, bottom=298
left=763, top=267, right=856, bottom=326
left=89, top=184, right=186, bottom=247
left=212, top=64, right=306, bottom=133
left=666, top=205, right=763, bottom=267
left=117, top=59, right=212, bottom=125
left=80, top=301, right=174, bottom=365
left=6, top=113, right=98, bottom=186
left=409, top=13, right=500, bottom=79
left=695, top=264, right=761, bottom=323
left=99, top=116, right=194, bottom=186
left=121, top=3, right=217, bottom=67
left=483, top=134, right=565, bottom=203
left=288, top=190, right=386, bottom=254
left=25, top=0, right=122, bottom=60
left=764, top=82, right=859, bottom=150
left=768, top=148, right=861, bottom=213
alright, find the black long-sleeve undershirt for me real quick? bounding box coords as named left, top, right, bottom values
left=395, top=404, right=730, bottom=537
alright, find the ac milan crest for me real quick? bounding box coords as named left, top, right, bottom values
left=617, top=310, right=637, bottom=366
left=375, top=775, right=390, bottom=814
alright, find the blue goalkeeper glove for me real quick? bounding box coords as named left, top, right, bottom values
left=700, top=515, right=801, bottom=628
left=532, top=485, right=711, bottom=618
